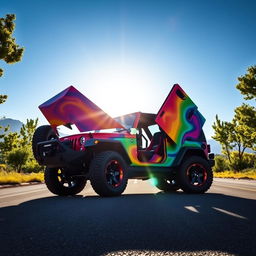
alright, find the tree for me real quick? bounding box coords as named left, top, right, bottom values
left=234, top=104, right=256, bottom=151
left=212, top=65, right=256, bottom=171
left=20, top=118, right=38, bottom=148
left=0, top=125, right=9, bottom=140
left=7, top=148, right=29, bottom=173
left=212, top=114, right=255, bottom=171
left=0, top=119, right=38, bottom=165
left=0, top=14, right=24, bottom=104
left=212, top=115, right=234, bottom=163
left=0, top=131, right=20, bottom=163
left=236, top=65, right=256, bottom=100
left=229, top=118, right=253, bottom=170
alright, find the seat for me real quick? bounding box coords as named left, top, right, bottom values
left=138, top=132, right=165, bottom=162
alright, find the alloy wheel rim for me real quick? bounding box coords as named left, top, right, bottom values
left=105, top=160, right=124, bottom=187
left=57, top=169, right=75, bottom=188
left=186, top=163, right=207, bottom=186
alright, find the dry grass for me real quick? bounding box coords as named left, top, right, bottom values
left=0, top=167, right=255, bottom=185
left=214, top=169, right=256, bottom=180
left=0, top=171, right=44, bottom=185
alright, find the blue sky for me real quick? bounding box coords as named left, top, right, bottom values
left=0, top=0, right=255, bottom=139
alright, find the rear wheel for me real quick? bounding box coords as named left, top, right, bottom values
left=44, top=167, right=87, bottom=196
left=178, top=156, right=213, bottom=193
left=32, top=125, right=57, bottom=160
left=90, top=151, right=128, bottom=197
left=155, top=178, right=180, bottom=192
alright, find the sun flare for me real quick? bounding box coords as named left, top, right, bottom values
left=84, top=62, right=152, bottom=118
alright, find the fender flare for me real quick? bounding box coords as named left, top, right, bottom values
left=172, top=147, right=207, bottom=167
left=84, top=139, right=132, bottom=164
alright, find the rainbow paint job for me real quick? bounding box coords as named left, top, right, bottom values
left=156, top=84, right=205, bottom=145
left=39, top=86, right=124, bottom=133
left=40, top=84, right=207, bottom=168
left=35, top=83, right=214, bottom=197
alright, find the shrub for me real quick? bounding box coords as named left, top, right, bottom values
left=23, top=159, right=44, bottom=173
left=6, top=148, right=29, bottom=172
left=0, top=170, right=44, bottom=184
left=230, top=151, right=256, bottom=171
left=213, top=155, right=229, bottom=172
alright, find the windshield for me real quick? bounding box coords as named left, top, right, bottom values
left=114, top=113, right=138, bottom=129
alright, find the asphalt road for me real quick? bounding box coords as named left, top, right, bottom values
left=0, top=178, right=255, bottom=256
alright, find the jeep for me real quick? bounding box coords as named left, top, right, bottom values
left=32, top=84, right=214, bottom=196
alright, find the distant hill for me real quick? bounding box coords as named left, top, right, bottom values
left=207, top=139, right=221, bottom=154
left=207, top=138, right=254, bottom=154
left=0, top=118, right=23, bottom=134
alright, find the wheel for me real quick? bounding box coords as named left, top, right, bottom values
left=89, top=151, right=128, bottom=197
left=32, top=125, right=57, bottom=160
left=155, top=178, right=180, bottom=192
left=44, top=167, right=87, bottom=196
left=177, top=156, right=213, bottom=193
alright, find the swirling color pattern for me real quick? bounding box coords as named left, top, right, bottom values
left=155, top=84, right=205, bottom=145
left=39, top=86, right=124, bottom=133
left=42, top=84, right=206, bottom=167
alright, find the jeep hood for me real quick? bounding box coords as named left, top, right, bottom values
left=39, top=86, right=124, bottom=133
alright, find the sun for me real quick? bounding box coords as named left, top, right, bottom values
left=83, top=61, right=152, bottom=118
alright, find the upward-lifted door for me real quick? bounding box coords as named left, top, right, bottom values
left=155, top=84, right=205, bottom=145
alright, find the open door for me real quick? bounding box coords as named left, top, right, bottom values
left=155, top=84, right=205, bottom=145
left=39, top=86, right=124, bottom=133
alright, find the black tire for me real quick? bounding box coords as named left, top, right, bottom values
left=44, top=167, right=87, bottom=196
left=89, top=151, right=128, bottom=197
left=32, top=125, right=57, bottom=160
left=155, top=178, right=180, bottom=192
left=177, top=156, right=213, bottom=193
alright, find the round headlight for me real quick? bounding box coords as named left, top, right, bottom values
left=80, top=136, right=86, bottom=145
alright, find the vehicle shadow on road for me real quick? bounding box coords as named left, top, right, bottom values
left=0, top=192, right=255, bottom=256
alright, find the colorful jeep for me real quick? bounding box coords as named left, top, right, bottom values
left=32, top=84, right=214, bottom=196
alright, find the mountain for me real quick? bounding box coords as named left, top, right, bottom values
left=207, top=139, right=221, bottom=154
left=0, top=118, right=23, bottom=134
left=206, top=139, right=255, bottom=154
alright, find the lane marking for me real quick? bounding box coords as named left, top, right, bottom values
left=212, top=207, right=247, bottom=219
left=184, top=206, right=199, bottom=213
left=213, top=183, right=256, bottom=192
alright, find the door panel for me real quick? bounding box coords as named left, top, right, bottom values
left=39, top=86, right=124, bottom=132
left=155, top=84, right=205, bottom=145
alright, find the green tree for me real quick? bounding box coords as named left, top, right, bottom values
left=0, top=118, right=38, bottom=168
left=212, top=115, right=234, bottom=163
left=7, top=148, right=29, bottom=173
left=0, top=14, right=24, bottom=103
left=234, top=104, right=256, bottom=151
left=0, top=125, right=9, bottom=140
left=20, top=118, right=38, bottom=147
left=212, top=114, right=255, bottom=171
left=212, top=65, right=256, bottom=171
left=236, top=65, right=256, bottom=100
left=0, top=132, right=20, bottom=162
left=229, top=118, right=254, bottom=170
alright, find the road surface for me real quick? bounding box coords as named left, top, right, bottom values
left=0, top=178, right=255, bottom=256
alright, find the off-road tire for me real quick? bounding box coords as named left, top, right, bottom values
left=177, top=156, right=213, bottom=193
left=89, top=151, right=128, bottom=197
left=32, top=125, right=57, bottom=160
left=44, top=167, right=87, bottom=196
left=155, top=178, right=180, bottom=192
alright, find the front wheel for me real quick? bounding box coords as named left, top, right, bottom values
left=44, top=168, right=87, bottom=196
left=177, top=156, right=213, bottom=193
left=89, top=151, right=128, bottom=197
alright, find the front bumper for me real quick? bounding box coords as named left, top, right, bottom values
left=36, top=139, right=87, bottom=168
